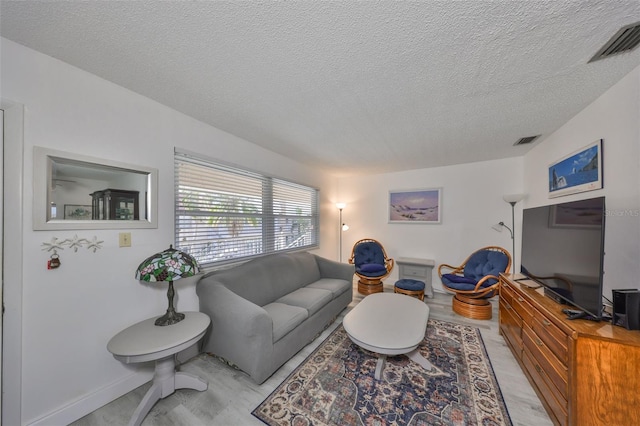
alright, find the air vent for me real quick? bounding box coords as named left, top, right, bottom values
left=589, top=21, right=640, bottom=63
left=513, top=135, right=540, bottom=146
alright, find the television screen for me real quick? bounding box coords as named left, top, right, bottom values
left=520, top=196, right=606, bottom=319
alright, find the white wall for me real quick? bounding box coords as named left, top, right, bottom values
left=1, top=38, right=338, bottom=425
left=522, top=65, right=640, bottom=303
left=336, top=157, right=525, bottom=292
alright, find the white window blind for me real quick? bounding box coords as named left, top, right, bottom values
left=175, top=150, right=319, bottom=268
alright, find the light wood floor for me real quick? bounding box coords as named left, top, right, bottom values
left=73, top=283, right=552, bottom=426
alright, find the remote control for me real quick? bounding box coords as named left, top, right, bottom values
left=561, top=308, right=601, bottom=321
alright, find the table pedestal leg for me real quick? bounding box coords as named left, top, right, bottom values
left=175, top=371, right=208, bottom=391
left=374, top=355, right=387, bottom=380
left=128, top=355, right=208, bottom=426
left=406, top=348, right=433, bottom=371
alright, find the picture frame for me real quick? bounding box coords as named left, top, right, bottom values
left=64, top=204, right=92, bottom=220
left=548, top=198, right=604, bottom=229
left=389, top=188, right=441, bottom=224
left=548, top=139, right=602, bottom=198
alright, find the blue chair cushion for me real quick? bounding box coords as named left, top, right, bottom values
left=353, top=241, right=388, bottom=277
left=441, top=274, right=479, bottom=291
left=442, top=273, right=476, bottom=285
left=360, top=263, right=387, bottom=273
left=441, top=276, right=497, bottom=298
left=461, top=249, right=509, bottom=286
left=353, top=241, right=386, bottom=267
left=441, top=280, right=478, bottom=291
left=395, top=279, right=425, bottom=291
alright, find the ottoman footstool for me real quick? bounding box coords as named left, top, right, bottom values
left=394, top=279, right=426, bottom=301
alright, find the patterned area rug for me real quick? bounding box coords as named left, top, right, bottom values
left=252, top=319, right=511, bottom=426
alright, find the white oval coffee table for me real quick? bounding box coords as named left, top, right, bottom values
left=343, top=292, right=432, bottom=379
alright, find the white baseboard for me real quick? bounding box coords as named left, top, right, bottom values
left=27, top=371, right=152, bottom=426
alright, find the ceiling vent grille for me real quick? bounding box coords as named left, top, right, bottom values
left=589, top=21, right=640, bottom=63
left=513, top=135, right=540, bottom=146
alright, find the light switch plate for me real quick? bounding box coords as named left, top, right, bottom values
left=119, top=232, right=131, bottom=247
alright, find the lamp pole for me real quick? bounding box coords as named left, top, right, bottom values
left=502, top=194, right=525, bottom=274
left=508, top=203, right=516, bottom=271
left=336, top=203, right=346, bottom=262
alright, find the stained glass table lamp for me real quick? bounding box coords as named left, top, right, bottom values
left=135, top=245, right=200, bottom=326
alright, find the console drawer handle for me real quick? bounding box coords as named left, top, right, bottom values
left=542, top=319, right=551, bottom=326
left=535, top=338, right=543, bottom=346
left=517, top=297, right=524, bottom=302
left=535, top=364, right=542, bottom=374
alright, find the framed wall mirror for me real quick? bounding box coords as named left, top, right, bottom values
left=33, top=146, right=159, bottom=230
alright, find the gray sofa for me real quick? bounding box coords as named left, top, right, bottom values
left=196, top=251, right=354, bottom=384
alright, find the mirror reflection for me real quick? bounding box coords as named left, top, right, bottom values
left=34, top=147, right=158, bottom=230
left=50, top=159, right=147, bottom=221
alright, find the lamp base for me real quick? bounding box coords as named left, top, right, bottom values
left=155, top=310, right=185, bottom=326
left=155, top=281, right=184, bottom=326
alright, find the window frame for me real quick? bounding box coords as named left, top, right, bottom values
left=174, top=149, right=319, bottom=269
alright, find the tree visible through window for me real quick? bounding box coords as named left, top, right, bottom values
left=174, top=151, right=319, bottom=268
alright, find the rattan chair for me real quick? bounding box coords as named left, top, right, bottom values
left=438, top=246, right=511, bottom=319
left=349, top=238, right=394, bottom=295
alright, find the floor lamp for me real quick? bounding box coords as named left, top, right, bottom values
left=502, top=194, right=525, bottom=274
left=336, top=203, right=349, bottom=262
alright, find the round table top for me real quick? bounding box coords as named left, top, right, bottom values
left=107, top=311, right=210, bottom=360
left=343, top=293, right=429, bottom=354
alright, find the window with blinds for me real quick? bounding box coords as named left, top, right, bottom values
left=175, top=150, right=319, bottom=268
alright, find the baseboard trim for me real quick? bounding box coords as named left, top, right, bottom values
left=27, top=371, right=152, bottom=426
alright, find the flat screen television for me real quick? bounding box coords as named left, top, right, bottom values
left=519, top=196, right=606, bottom=319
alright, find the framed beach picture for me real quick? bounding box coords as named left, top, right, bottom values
left=549, top=197, right=604, bottom=229
left=548, top=139, right=602, bottom=198
left=64, top=204, right=92, bottom=220
left=389, top=188, right=441, bottom=224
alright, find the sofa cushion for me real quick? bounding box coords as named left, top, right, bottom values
left=201, top=252, right=322, bottom=306
left=306, top=278, right=352, bottom=298
left=262, top=302, right=308, bottom=342
left=276, top=287, right=333, bottom=317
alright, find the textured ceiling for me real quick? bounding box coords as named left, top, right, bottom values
left=2, top=1, right=640, bottom=176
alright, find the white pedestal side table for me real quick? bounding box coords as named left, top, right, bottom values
left=107, top=311, right=211, bottom=426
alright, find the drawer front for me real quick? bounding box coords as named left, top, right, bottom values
left=532, top=312, right=568, bottom=363
left=523, top=325, right=568, bottom=399
left=511, top=292, right=534, bottom=325
left=500, top=281, right=515, bottom=306
left=499, top=301, right=523, bottom=356
left=401, top=265, right=429, bottom=278
left=523, top=349, right=568, bottom=426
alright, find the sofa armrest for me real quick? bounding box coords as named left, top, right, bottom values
left=314, top=254, right=355, bottom=282
left=197, top=282, right=274, bottom=381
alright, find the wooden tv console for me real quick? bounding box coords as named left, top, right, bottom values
left=499, top=274, right=640, bottom=426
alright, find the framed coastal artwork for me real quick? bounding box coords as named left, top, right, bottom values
left=548, top=139, right=602, bottom=198
left=389, top=188, right=441, bottom=224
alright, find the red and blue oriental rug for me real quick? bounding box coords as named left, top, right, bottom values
left=252, top=319, right=511, bottom=426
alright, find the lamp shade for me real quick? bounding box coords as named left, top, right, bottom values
left=135, top=245, right=200, bottom=326
left=136, top=245, right=200, bottom=283
left=503, top=193, right=525, bottom=204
